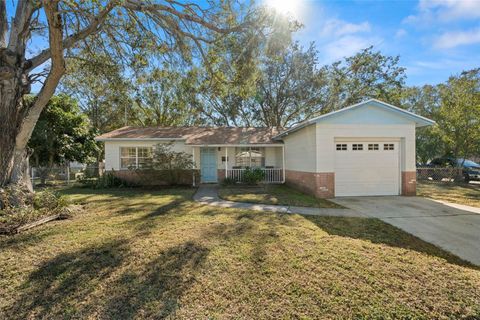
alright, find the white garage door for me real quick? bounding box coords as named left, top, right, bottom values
left=334, top=141, right=400, bottom=196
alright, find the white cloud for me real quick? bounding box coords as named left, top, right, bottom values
left=320, top=19, right=371, bottom=37
left=316, top=18, right=379, bottom=63
left=405, top=0, right=480, bottom=24
left=395, top=29, right=407, bottom=38
left=323, top=35, right=381, bottom=62
left=434, top=27, right=480, bottom=48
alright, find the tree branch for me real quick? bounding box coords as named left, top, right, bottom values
left=124, top=0, right=240, bottom=34
left=7, top=0, right=37, bottom=53
left=28, top=1, right=118, bottom=71
left=16, top=0, right=65, bottom=151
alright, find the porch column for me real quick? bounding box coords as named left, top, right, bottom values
left=282, top=145, right=285, bottom=183
left=225, top=147, right=228, bottom=178
left=192, top=147, right=196, bottom=187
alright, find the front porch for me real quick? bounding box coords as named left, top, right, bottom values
left=191, top=145, right=285, bottom=184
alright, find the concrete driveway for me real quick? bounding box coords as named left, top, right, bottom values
left=331, top=196, right=480, bottom=266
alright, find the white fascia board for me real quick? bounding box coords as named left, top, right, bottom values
left=186, top=144, right=284, bottom=147
left=95, top=138, right=186, bottom=142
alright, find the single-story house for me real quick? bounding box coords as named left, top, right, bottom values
left=95, top=99, right=435, bottom=198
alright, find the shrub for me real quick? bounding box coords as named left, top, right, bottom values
left=33, top=189, right=68, bottom=210
left=139, top=142, right=195, bottom=185
left=243, top=168, right=265, bottom=185
left=79, top=170, right=126, bottom=189
left=221, top=177, right=237, bottom=186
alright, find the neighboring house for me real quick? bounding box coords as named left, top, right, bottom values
left=95, top=99, right=435, bottom=198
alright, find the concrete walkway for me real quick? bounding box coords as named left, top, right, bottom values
left=193, top=184, right=362, bottom=217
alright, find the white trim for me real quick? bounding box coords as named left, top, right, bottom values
left=188, top=144, right=283, bottom=147
left=282, top=145, right=285, bottom=183
left=96, top=138, right=185, bottom=142
left=274, top=98, right=436, bottom=139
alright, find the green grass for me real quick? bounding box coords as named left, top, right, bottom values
left=219, top=184, right=342, bottom=208
left=418, top=181, right=480, bottom=207
left=1, top=187, right=479, bottom=319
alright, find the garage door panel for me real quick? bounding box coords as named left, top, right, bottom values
left=334, top=141, right=400, bottom=196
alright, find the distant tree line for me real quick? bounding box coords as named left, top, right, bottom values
left=56, top=12, right=480, bottom=164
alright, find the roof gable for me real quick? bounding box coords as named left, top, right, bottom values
left=312, top=99, right=435, bottom=126
left=317, top=102, right=416, bottom=125
left=274, top=99, right=435, bottom=139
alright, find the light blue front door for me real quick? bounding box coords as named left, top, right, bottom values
left=200, top=148, right=217, bottom=182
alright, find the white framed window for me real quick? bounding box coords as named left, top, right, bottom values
left=352, top=144, right=363, bottom=151
left=235, top=147, right=265, bottom=167
left=384, top=143, right=395, bottom=150
left=336, top=144, right=347, bottom=151
left=120, top=147, right=152, bottom=169
left=368, top=144, right=379, bottom=150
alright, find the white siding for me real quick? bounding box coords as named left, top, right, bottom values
left=104, top=143, right=284, bottom=171
left=217, top=146, right=283, bottom=169
left=282, top=125, right=317, bottom=172
left=104, top=140, right=192, bottom=170
left=265, top=147, right=282, bottom=167
left=315, top=123, right=416, bottom=172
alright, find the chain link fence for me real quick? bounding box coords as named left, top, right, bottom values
left=30, top=165, right=103, bottom=189
left=416, top=167, right=466, bottom=183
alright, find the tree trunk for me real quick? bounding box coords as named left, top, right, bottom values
left=0, top=49, right=33, bottom=192
left=1, top=0, right=66, bottom=204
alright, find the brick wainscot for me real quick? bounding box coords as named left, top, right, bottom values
left=285, top=170, right=335, bottom=199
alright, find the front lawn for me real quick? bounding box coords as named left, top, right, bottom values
left=1, top=187, right=479, bottom=319
left=418, top=181, right=480, bottom=207
left=219, top=184, right=342, bottom=208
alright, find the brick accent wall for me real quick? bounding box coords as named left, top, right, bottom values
left=217, top=169, right=225, bottom=183
left=112, top=169, right=199, bottom=186
left=285, top=170, right=335, bottom=199
left=401, top=171, right=416, bottom=196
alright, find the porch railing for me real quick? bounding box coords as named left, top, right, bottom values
left=226, top=168, right=284, bottom=183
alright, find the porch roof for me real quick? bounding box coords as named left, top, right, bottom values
left=95, top=126, right=284, bottom=145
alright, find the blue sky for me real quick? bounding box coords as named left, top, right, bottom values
left=280, top=0, right=480, bottom=86
left=8, top=0, right=480, bottom=88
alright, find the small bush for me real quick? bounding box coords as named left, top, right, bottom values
left=79, top=171, right=126, bottom=189
left=33, top=189, right=68, bottom=211
left=221, top=177, right=237, bottom=186
left=243, top=168, right=265, bottom=185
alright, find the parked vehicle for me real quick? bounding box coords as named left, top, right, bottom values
left=428, top=158, right=480, bottom=182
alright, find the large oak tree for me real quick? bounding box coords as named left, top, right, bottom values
left=0, top=0, right=253, bottom=194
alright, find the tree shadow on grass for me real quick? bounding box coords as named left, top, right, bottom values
left=7, top=239, right=131, bottom=319
left=102, top=241, right=209, bottom=319
left=304, top=215, right=478, bottom=270
left=7, top=238, right=209, bottom=319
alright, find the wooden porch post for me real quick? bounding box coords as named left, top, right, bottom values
left=225, top=147, right=228, bottom=178
left=282, top=145, right=285, bottom=183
